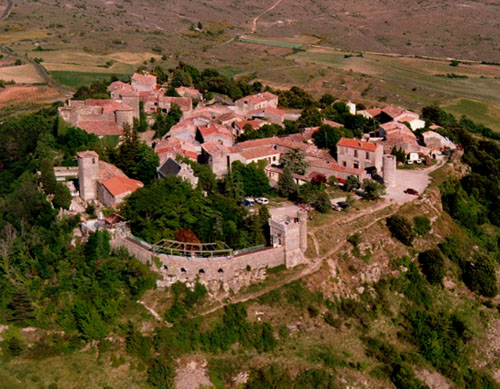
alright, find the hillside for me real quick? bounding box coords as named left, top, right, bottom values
left=4, top=0, right=500, bottom=61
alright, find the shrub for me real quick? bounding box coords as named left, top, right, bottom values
left=413, top=216, right=431, bottom=236
left=418, top=249, right=445, bottom=285
left=463, top=254, right=498, bottom=297
left=386, top=215, right=416, bottom=246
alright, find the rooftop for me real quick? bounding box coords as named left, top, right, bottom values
left=337, top=137, right=379, bottom=152
left=101, top=176, right=144, bottom=197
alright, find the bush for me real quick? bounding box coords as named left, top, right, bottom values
left=418, top=249, right=445, bottom=285
left=463, top=254, right=498, bottom=297
left=53, top=183, right=72, bottom=209
left=413, top=216, right=431, bottom=236
left=315, top=191, right=331, bottom=213
left=386, top=215, right=416, bottom=246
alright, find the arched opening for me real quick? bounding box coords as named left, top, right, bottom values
left=199, top=269, right=205, bottom=274
left=163, top=265, right=168, bottom=271
left=218, top=268, right=224, bottom=273
left=180, top=267, right=186, bottom=273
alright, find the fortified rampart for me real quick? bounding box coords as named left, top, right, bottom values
left=109, top=207, right=308, bottom=292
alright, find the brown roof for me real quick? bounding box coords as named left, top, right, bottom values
left=237, top=92, right=278, bottom=105
left=85, top=99, right=133, bottom=112
left=234, top=119, right=264, bottom=130
left=77, top=150, right=98, bottom=159
left=240, top=146, right=280, bottom=160
left=98, top=161, right=127, bottom=181
left=198, top=123, right=233, bottom=140
left=132, top=73, right=157, bottom=86
left=382, top=106, right=406, bottom=119
left=78, top=121, right=124, bottom=136
left=201, top=141, right=230, bottom=155
left=337, top=138, right=378, bottom=152
left=322, top=120, right=343, bottom=128
left=101, top=176, right=143, bottom=197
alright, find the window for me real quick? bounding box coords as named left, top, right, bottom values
left=354, top=150, right=358, bottom=158
left=354, top=162, right=359, bottom=169
left=273, top=156, right=277, bottom=161
left=343, top=161, right=347, bottom=167
left=366, top=152, right=370, bottom=160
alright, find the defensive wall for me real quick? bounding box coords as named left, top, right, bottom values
left=110, top=207, right=308, bottom=290
left=111, top=236, right=287, bottom=289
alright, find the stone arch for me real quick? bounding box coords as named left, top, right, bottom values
left=163, top=265, right=168, bottom=271
left=199, top=269, right=205, bottom=274
left=218, top=268, right=224, bottom=273
left=180, top=267, right=186, bottom=273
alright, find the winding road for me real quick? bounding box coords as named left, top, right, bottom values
left=0, top=0, right=72, bottom=97
left=251, top=0, right=286, bottom=33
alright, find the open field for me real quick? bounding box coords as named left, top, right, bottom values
left=50, top=70, right=130, bottom=89
left=0, top=85, right=59, bottom=106
left=0, top=64, right=44, bottom=83
left=3, top=0, right=500, bottom=62
left=443, top=99, right=500, bottom=129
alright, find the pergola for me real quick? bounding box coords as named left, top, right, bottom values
left=152, top=239, right=233, bottom=258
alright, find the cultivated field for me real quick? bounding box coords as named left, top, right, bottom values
left=0, top=85, right=59, bottom=106
left=0, top=64, right=44, bottom=83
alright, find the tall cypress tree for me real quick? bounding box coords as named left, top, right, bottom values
left=8, top=287, right=35, bottom=327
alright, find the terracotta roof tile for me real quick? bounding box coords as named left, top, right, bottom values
left=101, top=176, right=143, bottom=197
left=337, top=137, right=378, bottom=152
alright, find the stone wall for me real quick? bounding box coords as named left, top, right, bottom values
left=111, top=237, right=287, bottom=290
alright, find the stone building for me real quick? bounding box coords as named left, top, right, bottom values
left=157, top=158, right=199, bottom=187
left=77, top=151, right=143, bottom=208
left=336, top=137, right=384, bottom=173
left=235, top=92, right=279, bottom=114
left=269, top=208, right=308, bottom=268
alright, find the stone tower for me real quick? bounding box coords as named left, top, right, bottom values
left=383, top=154, right=397, bottom=187
left=77, top=151, right=99, bottom=201
left=269, top=208, right=308, bottom=268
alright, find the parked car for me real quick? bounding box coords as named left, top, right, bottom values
left=404, top=188, right=419, bottom=196
left=336, top=201, right=351, bottom=210
left=241, top=197, right=255, bottom=206
left=255, top=197, right=269, bottom=205
left=331, top=203, right=341, bottom=211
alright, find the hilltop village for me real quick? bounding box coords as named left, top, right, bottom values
left=52, top=68, right=457, bottom=290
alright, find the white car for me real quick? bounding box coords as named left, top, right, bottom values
left=255, top=197, right=269, bottom=205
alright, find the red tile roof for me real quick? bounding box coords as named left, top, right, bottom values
left=101, top=176, right=143, bottom=197
left=198, top=123, right=233, bottom=140
left=240, top=146, right=280, bottom=160
left=337, top=138, right=378, bottom=152
left=98, top=161, right=127, bottom=181
left=78, top=121, right=124, bottom=136
left=234, top=119, right=264, bottom=130
left=132, top=73, right=157, bottom=86
left=238, top=92, right=278, bottom=105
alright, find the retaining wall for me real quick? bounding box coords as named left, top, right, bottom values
left=112, top=237, right=286, bottom=285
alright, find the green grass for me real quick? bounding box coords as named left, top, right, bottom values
left=50, top=70, right=130, bottom=89
left=237, top=37, right=303, bottom=49
left=443, top=99, right=500, bottom=131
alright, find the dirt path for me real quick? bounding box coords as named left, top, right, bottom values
left=251, top=0, right=285, bottom=33
left=198, top=201, right=396, bottom=317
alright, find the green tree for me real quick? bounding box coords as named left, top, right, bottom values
left=6, top=336, right=23, bottom=357
left=171, top=69, right=192, bottom=87
left=7, top=287, right=35, bottom=327
left=165, top=86, right=180, bottom=97
left=319, top=93, right=335, bottom=107
left=361, top=179, right=386, bottom=200
left=413, top=216, right=431, bottom=236
left=386, top=215, right=416, bottom=246
left=315, top=191, right=331, bottom=213
left=463, top=254, right=498, bottom=297
left=113, top=124, right=159, bottom=184
left=418, top=249, right=445, bottom=285
left=343, top=175, right=361, bottom=192
left=232, top=161, right=270, bottom=196
left=277, top=167, right=298, bottom=198
left=40, top=158, right=57, bottom=194
left=52, top=183, right=72, bottom=209
left=280, top=148, right=308, bottom=175
left=297, top=107, right=322, bottom=128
